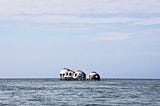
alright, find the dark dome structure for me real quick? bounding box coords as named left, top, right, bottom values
left=87, top=71, right=100, bottom=81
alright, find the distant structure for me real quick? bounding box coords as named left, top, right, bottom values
left=59, top=68, right=74, bottom=80
left=59, top=68, right=100, bottom=81
left=87, top=71, right=100, bottom=81
left=73, top=70, right=86, bottom=81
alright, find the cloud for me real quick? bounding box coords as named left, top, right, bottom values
left=0, top=0, right=160, bottom=30
left=1, top=14, right=160, bottom=25
left=0, top=0, right=160, bottom=15
left=132, top=17, right=160, bottom=25
left=89, top=33, right=132, bottom=41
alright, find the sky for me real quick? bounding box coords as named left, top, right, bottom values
left=0, top=0, right=160, bottom=78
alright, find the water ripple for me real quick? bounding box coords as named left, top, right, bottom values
left=0, top=79, right=160, bottom=106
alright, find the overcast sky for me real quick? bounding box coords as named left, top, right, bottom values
left=0, top=0, right=160, bottom=78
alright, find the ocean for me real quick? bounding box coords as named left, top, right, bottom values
left=0, top=78, right=160, bottom=106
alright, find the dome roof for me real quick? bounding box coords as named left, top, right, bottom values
left=60, top=68, right=73, bottom=74
left=60, top=70, right=67, bottom=74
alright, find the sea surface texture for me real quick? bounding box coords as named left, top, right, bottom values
left=0, top=79, right=160, bottom=106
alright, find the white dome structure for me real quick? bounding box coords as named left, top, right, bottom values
left=59, top=68, right=75, bottom=80
left=73, top=70, right=86, bottom=81
left=59, top=68, right=100, bottom=81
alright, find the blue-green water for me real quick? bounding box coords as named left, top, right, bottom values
left=0, top=79, right=160, bottom=106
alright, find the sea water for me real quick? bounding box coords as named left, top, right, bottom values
left=0, top=79, right=160, bottom=106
